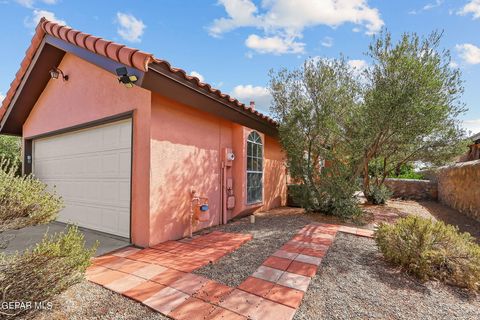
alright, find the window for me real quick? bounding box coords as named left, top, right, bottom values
left=247, top=131, right=263, bottom=204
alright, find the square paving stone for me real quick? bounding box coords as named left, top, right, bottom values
left=238, top=277, right=275, bottom=298
left=151, top=268, right=187, bottom=286
left=300, top=248, right=327, bottom=258
left=276, top=272, right=311, bottom=292
left=143, top=286, right=189, bottom=315
left=111, top=247, right=141, bottom=258
left=287, top=261, right=317, bottom=277
left=123, top=280, right=166, bottom=302
left=132, top=264, right=167, bottom=280
left=294, top=254, right=322, bottom=266
left=272, top=250, right=298, bottom=260
left=169, top=273, right=210, bottom=295
left=87, top=268, right=128, bottom=286
left=262, top=256, right=292, bottom=271
left=112, top=259, right=150, bottom=274
left=86, top=265, right=108, bottom=278
left=356, top=229, right=374, bottom=237
left=265, top=285, right=304, bottom=309
left=104, top=274, right=146, bottom=294
left=252, top=266, right=284, bottom=283
left=219, top=289, right=265, bottom=318
left=209, top=307, right=248, bottom=319
left=169, top=297, right=217, bottom=320
left=92, top=255, right=123, bottom=267
left=193, top=280, right=234, bottom=305
left=250, top=298, right=296, bottom=320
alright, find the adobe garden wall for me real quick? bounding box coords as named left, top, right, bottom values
left=384, top=178, right=438, bottom=200
left=435, top=160, right=480, bottom=222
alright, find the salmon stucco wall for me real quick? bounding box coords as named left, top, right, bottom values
left=22, top=53, right=152, bottom=247
left=231, top=126, right=287, bottom=219
left=262, top=135, right=287, bottom=210
left=149, top=94, right=286, bottom=244
left=149, top=93, right=233, bottom=245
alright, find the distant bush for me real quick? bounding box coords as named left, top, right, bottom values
left=391, top=163, right=424, bottom=180
left=0, top=160, right=63, bottom=231
left=375, top=216, right=480, bottom=291
left=366, top=184, right=392, bottom=205
left=0, top=226, right=97, bottom=317
left=0, top=136, right=21, bottom=176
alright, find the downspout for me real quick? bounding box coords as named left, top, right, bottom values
left=221, top=161, right=227, bottom=225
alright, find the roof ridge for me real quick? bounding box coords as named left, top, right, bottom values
left=0, top=18, right=276, bottom=126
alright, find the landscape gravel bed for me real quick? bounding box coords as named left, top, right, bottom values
left=193, top=212, right=311, bottom=287
left=20, top=281, right=169, bottom=320
left=295, top=233, right=480, bottom=320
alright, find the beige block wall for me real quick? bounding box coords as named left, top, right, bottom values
left=384, top=178, right=438, bottom=200
left=436, top=160, right=480, bottom=222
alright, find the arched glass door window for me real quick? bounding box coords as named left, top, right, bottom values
left=247, top=131, right=263, bottom=204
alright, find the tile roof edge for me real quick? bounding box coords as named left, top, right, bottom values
left=0, top=18, right=277, bottom=129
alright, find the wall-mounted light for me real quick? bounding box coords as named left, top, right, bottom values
left=116, top=67, right=138, bottom=88
left=49, top=67, right=69, bottom=81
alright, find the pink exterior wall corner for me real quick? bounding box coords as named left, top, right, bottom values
left=20, top=53, right=286, bottom=247
left=22, top=53, right=152, bottom=247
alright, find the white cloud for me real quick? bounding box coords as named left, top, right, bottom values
left=189, top=71, right=205, bottom=82
left=423, top=0, right=443, bottom=11
left=462, top=119, right=480, bottom=135
left=16, top=0, right=34, bottom=7
left=115, top=12, right=145, bottom=43
left=409, top=0, right=443, bottom=15
left=0, top=92, right=5, bottom=104
left=449, top=60, right=459, bottom=68
left=347, top=59, right=367, bottom=70
left=245, top=34, right=305, bottom=54
left=232, top=84, right=272, bottom=113
left=16, top=0, right=59, bottom=7
left=456, top=43, right=480, bottom=64
left=458, top=0, right=480, bottom=19
left=209, top=0, right=383, bottom=54
left=321, top=36, right=333, bottom=48
left=25, top=9, right=66, bottom=28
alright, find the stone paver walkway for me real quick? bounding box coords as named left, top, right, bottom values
left=86, top=225, right=373, bottom=319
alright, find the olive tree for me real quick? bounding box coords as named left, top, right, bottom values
left=353, top=31, right=467, bottom=203
left=270, top=30, right=467, bottom=211
left=269, top=58, right=362, bottom=217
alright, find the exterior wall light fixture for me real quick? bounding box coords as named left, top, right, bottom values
left=116, top=67, right=138, bottom=88
left=49, top=67, right=69, bottom=81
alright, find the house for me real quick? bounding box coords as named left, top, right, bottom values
left=0, top=19, right=286, bottom=247
left=458, top=132, right=480, bottom=162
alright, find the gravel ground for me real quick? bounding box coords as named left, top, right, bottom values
left=295, top=233, right=480, bottom=320
left=18, top=281, right=168, bottom=320
left=193, top=211, right=312, bottom=287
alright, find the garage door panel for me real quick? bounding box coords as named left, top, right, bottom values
left=33, top=119, right=131, bottom=238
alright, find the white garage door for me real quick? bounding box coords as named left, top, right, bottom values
left=33, top=119, right=132, bottom=238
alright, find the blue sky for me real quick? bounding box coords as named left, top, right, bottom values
left=0, top=0, right=479, bottom=134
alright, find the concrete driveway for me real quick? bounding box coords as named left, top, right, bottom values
left=0, top=222, right=130, bottom=256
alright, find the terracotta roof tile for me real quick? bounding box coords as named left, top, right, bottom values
left=0, top=18, right=276, bottom=127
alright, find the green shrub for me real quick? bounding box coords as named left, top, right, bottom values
left=0, top=136, right=21, bottom=176
left=291, top=165, right=363, bottom=219
left=0, top=226, right=97, bottom=317
left=0, top=160, right=63, bottom=231
left=375, top=216, right=480, bottom=291
left=366, top=184, right=392, bottom=204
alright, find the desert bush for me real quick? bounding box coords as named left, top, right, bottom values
left=365, top=184, right=392, bottom=204
left=375, top=216, right=480, bottom=291
left=0, top=136, right=21, bottom=176
left=0, top=160, right=63, bottom=231
left=0, top=226, right=97, bottom=317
